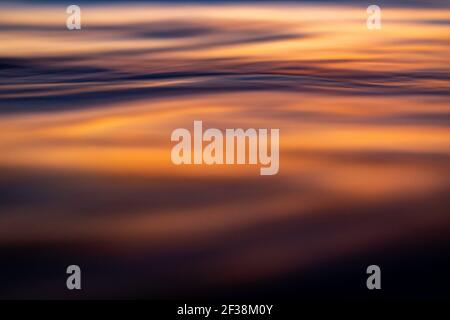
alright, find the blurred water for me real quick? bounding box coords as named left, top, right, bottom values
left=0, top=3, right=449, bottom=298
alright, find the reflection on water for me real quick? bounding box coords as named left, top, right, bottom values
left=0, top=3, right=449, bottom=298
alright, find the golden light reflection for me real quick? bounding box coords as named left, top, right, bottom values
left=0, top=3, right=449, bottom=298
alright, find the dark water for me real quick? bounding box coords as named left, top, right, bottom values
left=0, top=2, right=449, bottom=298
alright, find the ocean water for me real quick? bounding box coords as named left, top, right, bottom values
left=0, top=2, right=449, bottom=298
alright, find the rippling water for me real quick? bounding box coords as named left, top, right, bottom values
left=0, top=2, right=449, bottom=298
